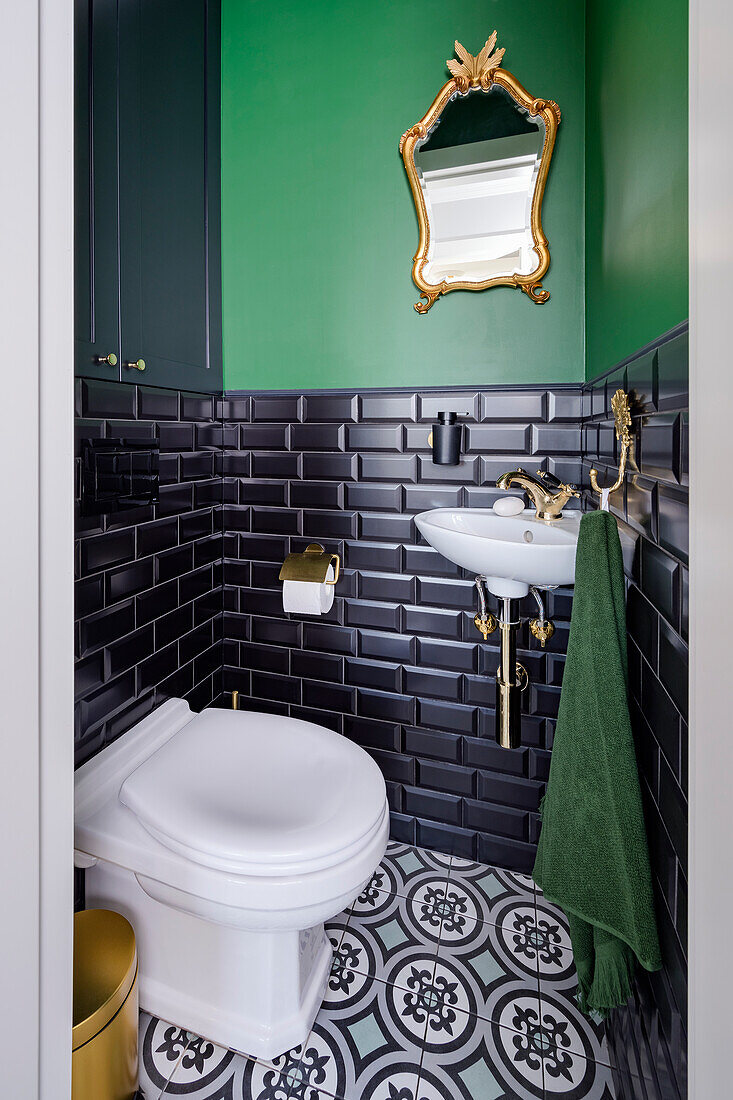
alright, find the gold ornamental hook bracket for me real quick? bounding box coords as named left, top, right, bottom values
left=589, top=389, right=632, bottom=506
left=279, top=544, right=341, bottom=586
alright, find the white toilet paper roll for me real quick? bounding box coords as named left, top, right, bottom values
left=282, top=564, right=335, bottom=615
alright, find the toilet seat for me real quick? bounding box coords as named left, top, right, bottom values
left=119, top=708, right=386, bottom=876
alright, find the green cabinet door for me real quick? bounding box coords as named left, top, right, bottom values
left=74, top=0, right=122, bottom=381
left=118, top=0, right=222, bottom=392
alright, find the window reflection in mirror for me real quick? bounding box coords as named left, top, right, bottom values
left=413, top=86, right=544, bottom=285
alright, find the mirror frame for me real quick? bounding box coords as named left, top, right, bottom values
left=400, top=33, right=561, bottom=313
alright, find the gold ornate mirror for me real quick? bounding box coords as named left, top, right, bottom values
left=400, top=32, right=560, bottom=313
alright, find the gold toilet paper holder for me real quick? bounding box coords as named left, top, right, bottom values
left=279, top=544, right=341, bottom=585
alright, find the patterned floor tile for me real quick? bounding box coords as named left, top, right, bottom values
left=419, top=1012, right=545, bottom=1100
left=337, top=890, right=442, bottom=990
left=436, top=859, right=537, bottom=927
left=134, top=846, right=617, bottom=1100
left=138, top=1012, right=190, bottom=1098
left=375, top=840, right=452, bottom=898
left=430, top=903, right=543, bottom=1029
left=300, top=968, right=427, bottom=1099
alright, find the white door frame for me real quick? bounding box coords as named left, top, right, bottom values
left=0, top=0, right=75, bottom=1096
left=0, top=1, right=730, bottom=1096
left=688, top=1, right=733, bottom=1096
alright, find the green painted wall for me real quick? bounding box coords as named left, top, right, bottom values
left=585, top=0, right=688, bottom=379
left=221, top=1, right=585, bottom=390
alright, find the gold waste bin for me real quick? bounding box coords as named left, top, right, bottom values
left=72, top=909, right=139, bottom=1100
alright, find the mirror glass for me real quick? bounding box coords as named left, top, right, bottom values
left=413, top=86, right=544, bottom=285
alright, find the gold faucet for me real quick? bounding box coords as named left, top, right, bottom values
left=496, top=468, right=580, bottom=522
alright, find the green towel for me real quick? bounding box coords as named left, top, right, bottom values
left=532, top=509, right=662, bottom=1015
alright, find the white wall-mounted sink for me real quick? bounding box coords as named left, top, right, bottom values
left=414, top=508, right=580, bottom=598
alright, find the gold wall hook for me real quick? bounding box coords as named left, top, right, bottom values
left=589, top=389, right=632, bottom=502
left=279, top=544, right=340, bottom=586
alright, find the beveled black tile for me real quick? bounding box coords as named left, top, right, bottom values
left=404, top=726, right=461, bottom=764
left=360, top=453, right=418, bottom=483
left=241, top=423, right=289, bottom=449
left=358, top=629, right=415, bottom=664
left=80, top=528, right=136, bottom=574
left=136, top=578, right=179, bottom=626
left=290, top=649, right=343, bottom=683
left=301, top=679, right=356, bottom=713
left=478, top=769, right=542, bottom=811
left=196, top=423, right=225, bottom=449
left=465, top=424, right=531, bottom=453
left=345, top=599, right=401, bottom=632
left=239, top=641, right=290, bottom=675
left=302, top=509, right=356, bottom=540
left=357, top=687, right=414, bottom=724
left=463, top=736, right=528, bottom=776
left=218, top=395, right=251, bottom=421
left=346, top=540, right=401, bottom=573
left=78, top=670, right=137, bottom=735
left=463, top=797, right=528, bottom=841
left=180, top=392, right=214, bottom=421
left=417, top=637, right=477, bottom=673
left=417, top=819, right=475, bottom=859
left=404, top=786, right=462, bottom=825
left=359, top=393, right=417, bottom=421
left=346, top=424, right=403, bottom=451
left=418, top=392, right=479, bottom=422
left=402, top=664, right=460, bottom=699
left=157, top=483, right=194, bottom=516
left=179, top=509, right=214, bottom=543
left=656, top=331, right=689, bottom=410
left=344, top=715, right=400, bottom=752
left=82, top=379, right=137, bottom=420
left=416, top=698, right=477, bottom=736
left=657, top=484, right=689, bottom=565
left=251, top=616, right=302, bottom=648
left=290, top=423, right=343, bottom=451
left=180, top=564, right=214, bottom=607
left=345, top=482, right=402, bottom=512
left=418, top=455, right=480, bottom=483
left=357, top=571, right=414, bottom=606
left=403, top=604, right=461, bottom=639
left=403, top=544, right=460, bottom=578
left=345, top=657, right=401, bottom=693
left=402, top=484, right=463, bottom=513
left=75, top=575, right=105, bottom=620
left=158, top=421, right=195, bottom=451
left=251, top=670, right=301, bottom=704
left=547, top=390, right=583, bottom=421
left=302, top=622, right=357, bottom=655
left=641, top=541, right=680, bottom=629
left=181, top=451, right=215, bottom=481
left=250, top=451, right=299, bottom=479
left=79, top=600, right=136, bottom=656
left=531, top=424, right=582, bottom=454
left=238, top=533, right=289, bottom=562
left=250, top=507, right=301, bottom=536
left=138, top=386, right=178, bottom=420
left=302, top=393, right=358, bottom=422
left=659, top=619, right=688, bottom=719
left=417, top=758, right=475, bottom=797
left=481, top=390, right=546, bottom=421
left=477, top=833, right=536, bottom=873
left=364, top=746, right=415, bottom=784
left=105, top=558, right=154, bottom=604
left=155, top=604, right=194, bottom=650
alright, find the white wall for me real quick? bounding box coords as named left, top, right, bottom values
left=0, top=0, right=74, bottom=1095
left=688, top=0, right=733, bottom=1096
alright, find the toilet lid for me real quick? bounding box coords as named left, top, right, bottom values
left=119, top=708, right=387, bottom=874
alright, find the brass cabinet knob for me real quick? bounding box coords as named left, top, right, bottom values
left=94, top=352, right=118, bottom=367
left=124, top=358, right=146, bottom=372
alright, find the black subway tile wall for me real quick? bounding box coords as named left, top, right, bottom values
left=216, top=386, right=583, bottom=869
left=73, top=347, right=688, bottom=1095
left=74, top=380, right=223, bottom=767
left=582, top=324, right=688, bottom=1100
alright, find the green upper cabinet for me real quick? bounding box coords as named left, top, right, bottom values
left=74, top=0, right=121, bottom=381
left=75, top=0, right=222, bottom=392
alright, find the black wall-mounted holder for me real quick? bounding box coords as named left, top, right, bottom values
left=81, top=437, right=159, bottom=516
left=431, top=411, right=464, bottom=465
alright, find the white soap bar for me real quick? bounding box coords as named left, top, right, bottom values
left=493, top=496, right=525, bottom=517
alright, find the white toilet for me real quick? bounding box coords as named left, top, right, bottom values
left=74, top=699, right=389, bottom=1058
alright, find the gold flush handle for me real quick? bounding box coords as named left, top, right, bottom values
left=94, top=352, right=118, bottom=367
left=124, top=358, right=146, bottom=372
